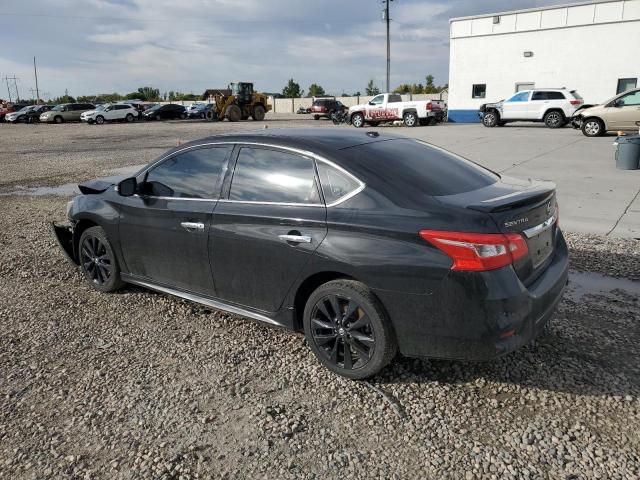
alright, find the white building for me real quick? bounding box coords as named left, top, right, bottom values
left=447, top=0, right=640, bottom=122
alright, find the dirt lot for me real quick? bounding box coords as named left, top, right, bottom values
left=1, top=117, right=639, bottom=479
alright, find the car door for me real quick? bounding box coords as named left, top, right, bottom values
left=502, top=91, right=530, bottom=119
left=529, top=91, right=549, bottom=120
left=608, top=90, right=640, bottom=129
left=210, top=145, right=327, bottom=312
left=118, top=145, right=233, bottom=295
left=366, top=95, right=385, bottom=120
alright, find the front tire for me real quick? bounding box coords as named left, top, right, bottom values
left=482, top=110, right=498, bottom=127
left=78, top=226, right=124, bottom=293
left=54, top=116, right=64, bottom=124
left=225, top=104, right=241, bottom=122
left=403, top=111, right=418, bottom=127
left=351, top=112, right=364, bottom=128
left=544, top=110, right=565, bottom=128
left=303, top=279, right=397, bottom=380
left=95, top=115, right=105, bottom=125
left=582, top=117, right=604, bottom=137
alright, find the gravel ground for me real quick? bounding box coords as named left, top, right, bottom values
left=1, top=119, right=639, bottom=479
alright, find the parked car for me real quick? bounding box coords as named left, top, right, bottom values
left=186, top=103, right=216, bottom=120
left=479, top=89, right=583, bottom=128
left=4, top=105, right=35, bottom=122
left=40, top=103, right=96, bottom=123
left=0, top=102, right=19, bottom=122
left=5, top=104, right=52, bottom=123
left=571, top=88, right=640, bottom=137
left=297, top=105, right=311, bottom=114
left=310, top=99, right=346, bottom=120
left=142, top=104, right=187, bottom=121
left=80, top=104, right=138, bottom=124
left=348, top=93, right=439, bottom=127
left=53, top=129, right=567, bottom=379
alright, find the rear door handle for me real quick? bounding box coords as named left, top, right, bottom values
left=181, top=221, right=204, bottom=231
left=278, top=234, right=311, bottom=244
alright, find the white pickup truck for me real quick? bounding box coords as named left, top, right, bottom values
left=348, top=93, right=439, bottom=127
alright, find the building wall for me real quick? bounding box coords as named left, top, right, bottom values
left=448, top=0, right=640, bottom=122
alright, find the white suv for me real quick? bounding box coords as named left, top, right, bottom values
left=480, top=89, right=584, bottom=128
left=80, top=104, right=138, bottom=124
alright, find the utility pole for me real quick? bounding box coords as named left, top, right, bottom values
left=3, top=77, right=11, bottom=103
left=33, top=57, right=41, bottom=105
left=383, top=0, right=393, bottom=93
left=2, top=75, right=19, bottom=103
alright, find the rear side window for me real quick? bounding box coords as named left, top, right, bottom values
left=340, top=139, right=498, bottom=197
left=145, top=146, right=231, bottom=198
left=388, top=94, right=403, bottom=103
left=229, top=147, right=320, bottom=204
left=316, top=162, right=361, bottom=205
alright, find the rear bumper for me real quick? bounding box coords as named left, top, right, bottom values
left=374, top=230, right=569, bottom=361
left=52, top=222, right=78, bottom=265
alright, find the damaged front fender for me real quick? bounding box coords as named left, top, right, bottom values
left=51, top=222, right=78, bottom=265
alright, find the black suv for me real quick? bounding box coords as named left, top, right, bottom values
left=142, top=103, right=187, bottom=121
left=54, top=129, right=568, bottom=379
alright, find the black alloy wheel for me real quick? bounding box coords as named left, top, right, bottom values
left=79, top=226, right=124, bottom=292
left=304, top=280, right=397, bottom=379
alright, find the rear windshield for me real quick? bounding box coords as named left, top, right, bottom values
left=340, top=139, right=498, bottom=198
left=312, top=100, right=327, bottom=106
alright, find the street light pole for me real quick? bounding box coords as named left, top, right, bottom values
left=383, top=0, right=392, bottom=93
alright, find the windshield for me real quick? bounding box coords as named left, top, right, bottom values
left=146, top=104, right=161, bottom=112
left=51, top=105, right=65, bottom=111
left=18, top=106, right=34, bottom=112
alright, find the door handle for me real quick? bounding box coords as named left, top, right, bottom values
left=278, top=234, right=312, bottom=244
left=180, top=221, right=204, bottom=231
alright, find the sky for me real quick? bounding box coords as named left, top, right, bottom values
left=0, top=0, right=582, bottom=100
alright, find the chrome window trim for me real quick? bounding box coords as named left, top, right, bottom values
left=523, top=214, right=557, bottom=239
left=137, top=141, right=366, bottom=208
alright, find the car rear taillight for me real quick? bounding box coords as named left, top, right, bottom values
left=419, top=230, right=528, bottom=271
left=426, top=102, right=432, bottom=110
left=569, top=100, right=583, bottom=105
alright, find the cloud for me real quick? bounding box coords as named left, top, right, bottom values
left=0, top=0, right=582, bottom=98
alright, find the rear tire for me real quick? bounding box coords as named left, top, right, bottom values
left=403, top=111, right=418, bottom=127
left=125, top=113, right=134, bottom=122
left=581, top=117, right=604, bottom=137
left=252, top=105, right=266, bottom=121
left=225, top=104, right=241, bottom=122
left=78, top=226, right=125, bottom=293
left=544, top=110, right=565, bottom=129
left=180, top=112, right=187, bottom=120
left=314, top=115, right=320, bottom=120
left=303, top=279, right=397, bottom=379
left=351, top=112, right=364, bottom=128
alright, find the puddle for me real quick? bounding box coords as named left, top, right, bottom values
left=0, top=183, right=80, bottom=197
left=567, top=270, right=640, bottom=302
left=0, top=164, right=146, bottom=197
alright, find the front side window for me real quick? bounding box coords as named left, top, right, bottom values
left=370, top=95, right=384, bottom=105
left=316, top=162, right=361, bottom=205
left=229, top=147, right=320, bottom=204
left=618, top=90, right=640, bottom=106
left=507, top=91, right=529, bottom=102
left=144, top=146, right=231, bottom=198
left=472, top=84, right=486, bottom=99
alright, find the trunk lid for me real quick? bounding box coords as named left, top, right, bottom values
left=437, top=176, right=558, bottom=284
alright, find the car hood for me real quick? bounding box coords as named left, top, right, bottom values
left=78, top=174, right=127, bottom=194
left=81, top=110, right=98, bottom=116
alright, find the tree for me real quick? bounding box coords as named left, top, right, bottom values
left=365, top=79, right=380, bottom=96
left=307, top=83, right=326, bottom=97
left=136, top=86, right=161, bottom=101
left=282, top=78, right=302, bottom=98
left=424, top=74, right=439, bottom=94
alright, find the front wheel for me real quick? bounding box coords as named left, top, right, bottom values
left=351, top=112, right=364, bottom=128
left=313, top=115, right=320, bottom=120
left=403, top=111, right=418, bottom=127
left=582, top=118, right=604, bottom=137
left=303, top=279, right=397, bottom=379
left=95, top=115, right=105, bottom=125
left=79, top=226, right=124, bottom=293
left=180, top=112, right=187, bottom=120
left=482, top=111, right=498, bottom=127
left=54, top=116, right=64, bottom=124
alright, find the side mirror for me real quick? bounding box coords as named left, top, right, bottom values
left=117, top=177, right=137, bottom=196
left=368, top=101, right=374, bottom=106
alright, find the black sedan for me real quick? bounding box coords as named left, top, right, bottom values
left=142, top=103, right=187, bottom=121
left=53, top=129, right=568, bottom=379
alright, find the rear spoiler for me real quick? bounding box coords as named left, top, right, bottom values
left=466, top=184, right=555, bottom=213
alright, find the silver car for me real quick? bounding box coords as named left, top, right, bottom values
left=40, top=103, right=96, bottom=123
